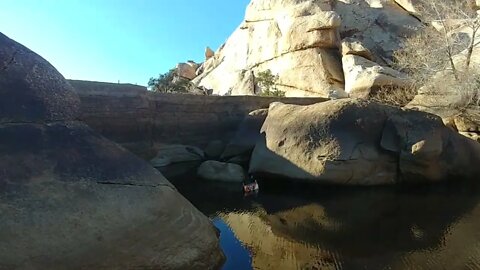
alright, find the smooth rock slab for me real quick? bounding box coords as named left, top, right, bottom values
left=0, top=122, right=225, bottom=270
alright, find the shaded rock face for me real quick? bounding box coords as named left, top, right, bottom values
left=334, top=0, right=421, bottom=63
left=0, top=33, right=224, bottom=269
left=197, top=160, right=246, bottom=183
left=221, top=108, right=268, bottom=159
left=0, top=32, right=80, bottom=123
left=150, top=144, right=205, bottom=167
left=249, top=99, right=480, bottom=184
left=73, top=80, right=327, bottom=159
left=193, top=0, right=421, bottom=97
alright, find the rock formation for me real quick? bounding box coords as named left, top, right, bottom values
left=205, top=46, right=215, bottom=60
left=342, top=54, right=412, bottom=98
left=249, top=99, right=480, bottom=184
left=176, top=61, right=200, bottom=80
left=189, top=0, right=421, bottom=97
left=0, top=32, right=224, bottom=269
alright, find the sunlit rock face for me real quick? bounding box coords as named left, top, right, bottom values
left=334, top=0, right=421, bottom=63
left=193, top=0, right=421, bottom=98
left=193, top=0, right=345, bottom=97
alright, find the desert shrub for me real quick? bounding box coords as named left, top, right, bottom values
left=148, top=69, right=190, bottom=93
left=370, top=84, right=418, bottom=107
left=256, top=69, right=285, bottom=97
left=393, top=0, right=480, bottom=108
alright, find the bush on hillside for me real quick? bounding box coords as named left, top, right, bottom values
left=370, top=84, right=418, bottom=107
left=392, top=0, right=480, bottom=108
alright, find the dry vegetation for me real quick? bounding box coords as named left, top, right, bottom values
left=390, top=0, right=480, bottom=108
left=370, top=84, right=418, bottom=107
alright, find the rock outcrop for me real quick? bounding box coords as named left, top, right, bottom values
left=176, top=61, right=200, bottom=80
left=190, top=0, right=421, bottom=98
left=342, top=54, right=412, bottom=98
left=205, top=46, right=215, bottom=60
left=0, top=32, right=224, bottom=269
left=204, top=140, right=226, bottom=159
left=249, top=99, right=480, bottom=184
left=341, top=37, right=374, bottom=60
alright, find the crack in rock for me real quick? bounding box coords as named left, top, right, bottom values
left=96, top=181, right=173, bottom=189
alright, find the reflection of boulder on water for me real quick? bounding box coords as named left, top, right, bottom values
left=221, top=211, right=339, bottom=270
left=221, top=183, right=480, bottom=269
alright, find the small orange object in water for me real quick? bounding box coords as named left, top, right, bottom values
left=243, top=181, right=259, bottom=193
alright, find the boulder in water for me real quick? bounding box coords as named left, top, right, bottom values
left=249, top=99, right=480, bottom=184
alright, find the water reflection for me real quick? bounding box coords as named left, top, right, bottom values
left=171, top=176, right=480, bottom=270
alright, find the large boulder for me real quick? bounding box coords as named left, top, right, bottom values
left=197, top=161, right=246, bottom=183
left=341, top=37, right=374, bottom=61
left=0, top=32, right=224, bottom=269
left=249, top=99, right=480, bottom=184
left=342, top=54, right=412, bottom=98
left=0, top=32, right=80, bottom=123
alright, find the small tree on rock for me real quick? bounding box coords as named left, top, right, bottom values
left=256, top=69, right=285, bottom=97
left=148, top=69, right=190, bottom=93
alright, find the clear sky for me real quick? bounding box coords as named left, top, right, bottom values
left=0, top=0, right=250, bottom=85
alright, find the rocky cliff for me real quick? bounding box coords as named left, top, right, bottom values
left=190, top=0, right=422, bottom=97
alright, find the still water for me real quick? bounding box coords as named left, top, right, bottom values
left=170, top=174, right=480, bottom=270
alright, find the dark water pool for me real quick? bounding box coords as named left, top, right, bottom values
left=170, top=174, right=480, bottom=270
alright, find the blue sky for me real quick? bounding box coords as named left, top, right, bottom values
left=0, top=0, right=250, bottom=85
